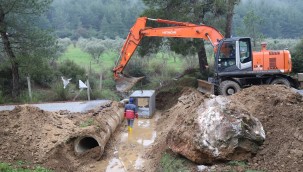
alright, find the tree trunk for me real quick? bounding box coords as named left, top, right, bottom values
left=197, top=41, right=208, bottom=75
left=0, top=10, right=20, bottom=99
left=225, top=1, right=235, bottom=38
left=225, top=0, right=239, bottom=38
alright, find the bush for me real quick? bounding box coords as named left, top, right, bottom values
left=58, top=60, right=86, bottom=84
left=50, top=81, right=71, bottom=101
left=292, top=39, right=303, bottom=73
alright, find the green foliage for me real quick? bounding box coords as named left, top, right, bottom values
left=48, top=0, right=144, bottom=39
left=264, top=38, right=299, bottom=52
left=58, top=60, right=86, bottom=84
left=0, top=162, right=52, bottom=172
left=233, top=0, right=303, bottom=38
left=80, top=118, right=94, bottom=128
left=90, top=89, right=119, bottom=101
left=50, top=81, right=70, bottom=101
left=227, top=160, right=247, bottom=167
left=159, top=153, right=189, bottom=172
left=77, top=37, right=124, bottom=64
left=0, top=91, right=4, bottom=104
left=292, top=39, right=303, bottom=73
left=236, top=8, right=264, bottom=47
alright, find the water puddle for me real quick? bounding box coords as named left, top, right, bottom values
left=95, top=112, right=159, bottom=172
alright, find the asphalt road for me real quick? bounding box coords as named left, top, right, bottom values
left=0, top=100, right=110, bottom=113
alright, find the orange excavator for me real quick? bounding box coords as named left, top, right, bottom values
left=113, top=17, right=302, bottom=95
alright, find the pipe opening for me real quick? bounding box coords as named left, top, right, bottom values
left=75, top=136, right=100, bottom=153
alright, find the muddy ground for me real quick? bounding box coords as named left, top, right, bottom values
left=0, top=85, right=303, bottom=171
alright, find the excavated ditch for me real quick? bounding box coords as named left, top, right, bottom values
left=0, top=85, right=302, bottom=172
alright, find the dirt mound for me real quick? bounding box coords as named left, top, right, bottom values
left=156, top=88, right=183, bottom=110
left=229, top=85, right=303, bottom=171
left=143, top=87, right=208, bottom=171
left=146, top=85, right=303, bottom=171
left=0, top=102, right=122, bottom=171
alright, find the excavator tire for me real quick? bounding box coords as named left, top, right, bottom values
left=270, top=77, right=290, bottom=87
left=219, top=80, right=241, bottom=96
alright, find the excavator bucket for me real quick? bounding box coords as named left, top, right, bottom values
left=197, top=79, right=215, bottom=94
left=115, top=75, right=145, bottom=92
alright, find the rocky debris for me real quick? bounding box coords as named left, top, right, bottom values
left=167, top=94, right=265, bottom=164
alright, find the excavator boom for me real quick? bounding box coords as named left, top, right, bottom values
left=113, top=17, right=224, bottom=92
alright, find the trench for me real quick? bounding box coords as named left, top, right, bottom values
left=92, top=111, right=160, bottom=172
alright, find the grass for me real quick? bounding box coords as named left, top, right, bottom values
left=79, top=118, right=94, bottom=127
left=0, top=162, right=52, bottom=172
left=227, top=160, right=247, bottom=167
left=60, top=45, right=116, bottom=72
left=159, top=152, right=190, bottom=172
left=59, top=45, right=186, bottom=73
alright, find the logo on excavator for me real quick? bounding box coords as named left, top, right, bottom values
left=162, top=31, right=177, bottom=35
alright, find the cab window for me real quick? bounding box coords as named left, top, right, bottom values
left=239, top=40, right=251, bottom=63
left=218, top=42, right=236, bottom=68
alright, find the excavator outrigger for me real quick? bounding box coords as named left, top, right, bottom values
left=114, top=17, right=302, bottom=94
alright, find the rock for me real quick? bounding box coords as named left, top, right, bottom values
left=167, top=96, right=265, bottom=164
left=290, top=149, right=303, bottom=157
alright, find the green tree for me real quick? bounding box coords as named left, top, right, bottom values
left=237, top=9, right=264, bottom=47
left=0, top=0, right=54, bottom=99
left=140, top=0, right=239, bottom=74
left=292, top=39, right=303, bottom=73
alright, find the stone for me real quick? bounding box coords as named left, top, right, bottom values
left=167, top=96, right=265, bottom=164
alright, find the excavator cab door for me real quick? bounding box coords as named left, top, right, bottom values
left=216, top=38, right=252, bottom=73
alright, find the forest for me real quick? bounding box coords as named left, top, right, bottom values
left=0, top=0, right=303, bottom=103
left=44, top=0, right=303, bottom=39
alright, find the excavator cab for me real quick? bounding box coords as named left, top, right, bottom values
left=198, top=38, right=253, bottom=94
left=216, top=38, right=252, bottom=73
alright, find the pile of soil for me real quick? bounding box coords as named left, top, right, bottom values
left=229, top=85, right=303, bottom=171
left=145, top=85, right=303, bottom=171
left=0, top=102, right=121, bottom=171
left=143, top=87, right=207, bottom=171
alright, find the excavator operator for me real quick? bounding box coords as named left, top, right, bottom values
left=228, top=44, right=236, bottom=58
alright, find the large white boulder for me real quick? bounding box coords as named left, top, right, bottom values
left=167, top=96, right=265, bottom=164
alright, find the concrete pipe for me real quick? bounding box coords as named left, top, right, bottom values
left=74, top=108, right=124, bottom=156
left=74, top=136, right=100, bottom=153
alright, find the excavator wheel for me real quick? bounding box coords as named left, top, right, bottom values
left=270, top=77, right=290, bottom=87
left=219, top=80, right=241, bottom=96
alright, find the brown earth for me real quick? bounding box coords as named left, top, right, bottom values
left=143, top=85, right=303, bottom=171
left=0, top=101, right=122, bottom=172
left=1, top=85, right=303, bottom=172
left=230, top=85, right=303, bottom=171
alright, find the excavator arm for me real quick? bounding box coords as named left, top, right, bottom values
left=113, top=17, right=224, bottom=92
